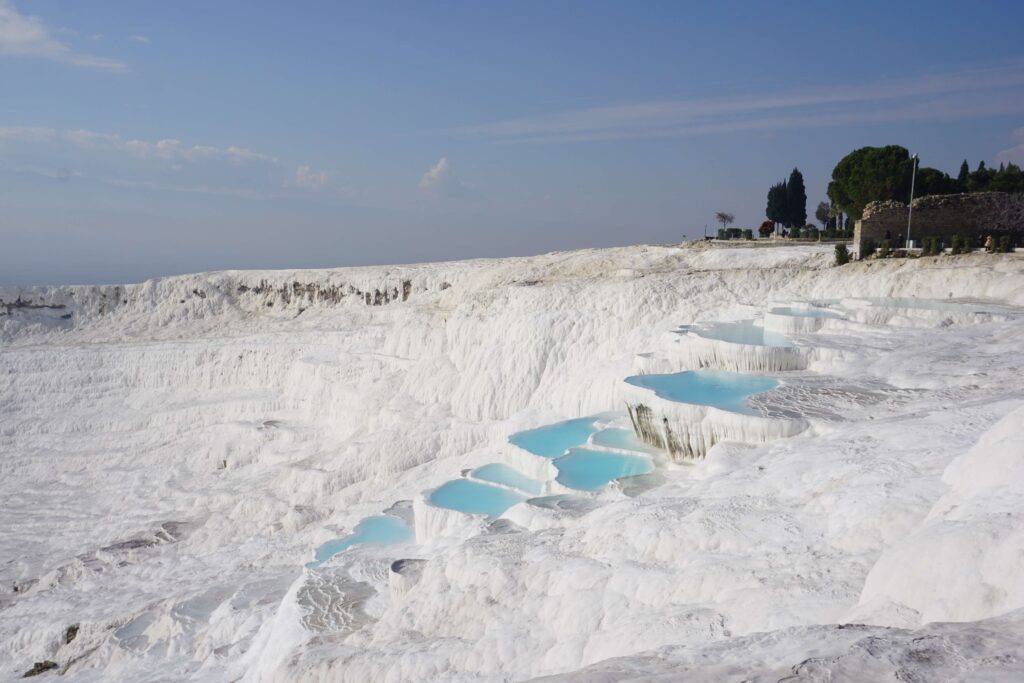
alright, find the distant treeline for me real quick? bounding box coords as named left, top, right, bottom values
left=827, top=145, right=1024, bottom=220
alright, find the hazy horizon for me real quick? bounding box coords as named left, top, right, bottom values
left=3, top=0, right=1024, bottom=285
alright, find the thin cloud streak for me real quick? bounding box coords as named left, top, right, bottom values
left=0, top=126, right=275, bottom=164
left=0, top=125, right=343, bottom=201
left=453, top=62, right=1024, bottom=144
left=487, top=92, right=1024, bottom=146
left=0, top=0, right=127, bottom=71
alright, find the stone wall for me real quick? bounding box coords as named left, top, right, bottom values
left=853, top=192, right=1024, bottom=254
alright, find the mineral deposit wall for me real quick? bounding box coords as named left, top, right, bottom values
left=853, top=192, right=1024, bottom=254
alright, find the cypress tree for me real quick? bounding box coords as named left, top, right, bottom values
left=957, top=160, right=970, bottom=186
left=786, top=168, right=807, bottom=228
left=977, top=160, right=986, bottom=172
left=766, top=181, right=788, bottom=229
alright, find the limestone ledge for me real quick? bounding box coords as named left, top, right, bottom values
left=623, top=381, right=808, bottom=460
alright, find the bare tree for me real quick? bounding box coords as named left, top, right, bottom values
left=715, top=212, right=735, bottom=232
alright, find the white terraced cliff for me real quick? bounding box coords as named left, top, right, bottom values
left=2, top=243, right=1024, bottom=681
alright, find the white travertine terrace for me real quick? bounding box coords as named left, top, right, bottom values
left=622, top=379, right=809, bottom=460
left=3, top=244, right=1024, bottom=681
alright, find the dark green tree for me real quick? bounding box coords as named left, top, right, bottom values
left=827, top=145, right=913, bottom=219
left=915, top=167, right=959, bottom=196
left=957, top=159, right=970, bottom=186
left=766, top=181, right=787, bottom=230
left=977, top=160, right=986, bottom=172
left=786, top=168, right=807, bottom=228
left=985, top=163, right=1024, bottom=193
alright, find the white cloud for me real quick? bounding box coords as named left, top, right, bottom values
left=0, top=125, right=327, bottom=200
left=997, top=145, right=1024, bottom=166
left=996, top=128, right=1024, bottom=166
left=128, top=34, right=149, bottom=44
left=294, top=165, right=329, bottom=190
left=418, top=156, right=475, bottom=201
left=419, top=157, right=452, bottom=189
left=452, top=62, right=1024, bottom=145
left=0, top=127, right=275, bottom=164
left=0, top=0, right=126, bottom=71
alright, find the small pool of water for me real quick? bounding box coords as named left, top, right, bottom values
left=590, top=428, right=656, bottom=453
left=312, top=515, right=412, bottom=565
left=770, top=306, right=843, bottom=319
left=429, top=479, right=527, bottom=517
left=554, top=448, right=653, bottom=491
left=693, top=320, right=793, bottom=347
left=509, top=417, right=600, bottom=457
left=625, top=369, right=778, bottom=414
left=471, top=463, right=544, bottom=495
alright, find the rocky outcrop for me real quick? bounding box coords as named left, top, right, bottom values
left=22, top=661, right=58, bottom=677
left=854, top=192, right=1024, bottom=254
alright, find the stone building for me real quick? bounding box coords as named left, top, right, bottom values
left=853, top=192, right=1024, bottom=255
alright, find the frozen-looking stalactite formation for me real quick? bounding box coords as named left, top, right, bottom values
left=637, top=325, right=813, bottom=375
left=3, top=244, right=1024, bottom=681
left=623, top=376, right=809, bottom=460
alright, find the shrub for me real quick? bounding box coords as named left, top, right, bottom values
left=861, top=239, right=876, bottom=258
left=717, top=228, right=728, bottom=240
left=727, top=227, right=743, bottom=239
left=758, top=220, right=775, bottom=237
left=878, top=239, right=891, bottom=258
left=950, top=234, right=964, bottom=254
left=791, top=226, right=802, bottom=239
left=921, top=236, right=942, bottom=256
left=999, top=235, right=1012, bottom=253
left=834, top=243, right=850, bottom=265
left=742, top=229, right=753, bottom=240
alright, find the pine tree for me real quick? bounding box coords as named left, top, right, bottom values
left=957, top=160, right=970, bottom=185
left=978, top=160, right=986, bottom=172
left=786, top=168, right=807, bottom=228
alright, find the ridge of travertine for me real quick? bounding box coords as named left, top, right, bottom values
left=2, top=243, right=1024, bottom=681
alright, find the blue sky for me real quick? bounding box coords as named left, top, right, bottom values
left=2, top=0, right=1024, bottom=284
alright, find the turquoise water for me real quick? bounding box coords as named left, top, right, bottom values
left=625, top=369, right=778, bottom=414
left=509, top=417, right=599, bottom=458
left=590, top=428, right=655, bottom=453
left=312, top=515, right=412, bottom=565
left=472, top=463, right=544, bottom=495
left=770, top=306, right=843, bottom=319
left=429, top=479, right=527, bottom=517
left=554, top=448, right=653, bottom=491
left=694, top=320, right=793, bottom=347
